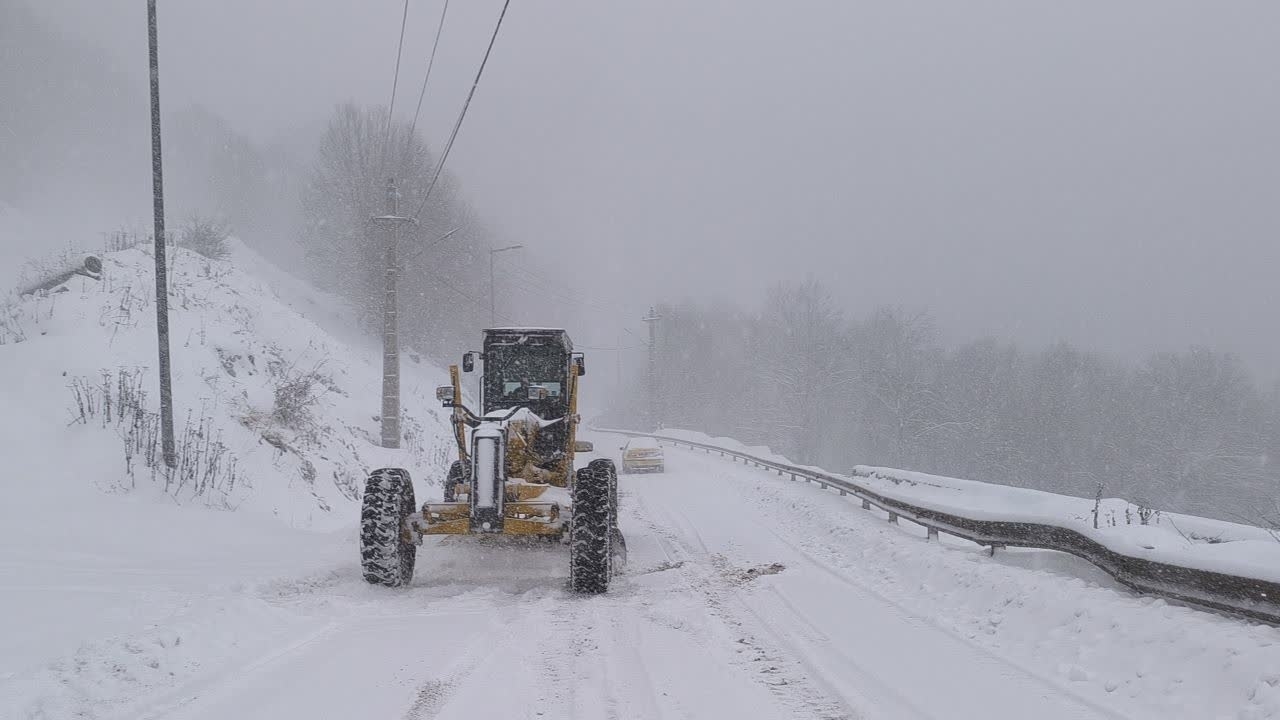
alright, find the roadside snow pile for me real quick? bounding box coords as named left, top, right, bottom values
left=2, top=239, right=457, bottom=526
left=649, top=428, right=1280, bottom=585
left=853, top=464, right=1280, bottom=584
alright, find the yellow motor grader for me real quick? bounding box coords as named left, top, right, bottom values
left=360, top=328, right=623, bottom=593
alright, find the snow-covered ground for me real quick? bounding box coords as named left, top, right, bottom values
left=2, top=247, right=1279, bottom=719
left=6, top=433, right=1279, bottom=719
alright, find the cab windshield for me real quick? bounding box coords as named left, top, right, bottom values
left=483, top=344, right=568, bottom=410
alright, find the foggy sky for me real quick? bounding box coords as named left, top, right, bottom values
left=16, top=1, right=1280, bottom=379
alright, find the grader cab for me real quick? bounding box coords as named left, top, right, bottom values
left=359, top=328, right=623, bottom=594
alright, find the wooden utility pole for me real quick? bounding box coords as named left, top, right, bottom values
left=147, top=0, right=176, bottom=468
left=371, top=178, right=417, bottom=449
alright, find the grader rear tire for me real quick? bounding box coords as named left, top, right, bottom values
left=360, top=468, right=417, bottom=587
left=589, top=458, right=627, bottom=573
left=570, top=463, right=612, bottom=594
left=588, top=458, right=619, bottom=524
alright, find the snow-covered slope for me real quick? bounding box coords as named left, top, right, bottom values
left=3, top=240, right=457, bottom=524
left=0, top=241, right=456, bottom=716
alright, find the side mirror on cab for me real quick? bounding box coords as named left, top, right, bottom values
left=574, top=355, right=586, bottom=377
left=462, top=352, right=475, bottom=373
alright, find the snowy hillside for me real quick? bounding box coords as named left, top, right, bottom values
left=0, top=241, right=456, bottom=716
left=3, top=239, right=457, bottom=525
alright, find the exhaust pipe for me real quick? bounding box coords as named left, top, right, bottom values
left=470, top=428, right=505, bottom=533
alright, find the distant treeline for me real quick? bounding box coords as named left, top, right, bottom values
left=605, top=280, right=1279, bottom=526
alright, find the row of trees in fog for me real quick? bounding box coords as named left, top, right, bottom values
left=611, top=280, right=1278, bottom=525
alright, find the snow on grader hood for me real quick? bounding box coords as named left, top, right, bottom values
left=359, top=328, right=625, bottom=594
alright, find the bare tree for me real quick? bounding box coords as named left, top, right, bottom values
left=299, top=103, right=487, bottom=360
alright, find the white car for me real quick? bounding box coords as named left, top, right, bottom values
left=620, top=436, right=665, bottom=474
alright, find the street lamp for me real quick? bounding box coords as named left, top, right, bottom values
left=489, top=244, right=524, bottom=326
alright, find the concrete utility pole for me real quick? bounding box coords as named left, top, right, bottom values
left=371, top=178, right=417, bottom=449
left=642, top=307, right=661, bottom=430
left=147, top=0, right=176, bottom=468
left=488, top=244, right=523, bottom=326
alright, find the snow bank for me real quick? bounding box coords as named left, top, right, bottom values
left=0, top=240, right=465, bottom=717
left=645, top=428, right=1280, bottom=585
left=3, top=241, right=457, bottom=526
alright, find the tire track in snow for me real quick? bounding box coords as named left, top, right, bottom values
left=751, top=519, right=1133, bottom=720
left=630, top=446, right=1132, bottom=720
left=628, top=487, right=858, bottom=720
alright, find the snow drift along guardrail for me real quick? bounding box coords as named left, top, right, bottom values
left=597, top=428, right=1280, bottom=624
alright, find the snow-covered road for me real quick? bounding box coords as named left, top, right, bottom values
left=5, top=434, right=1278, bottom=719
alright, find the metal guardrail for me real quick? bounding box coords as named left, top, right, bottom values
left=597, top=428, right=1280, bottom=625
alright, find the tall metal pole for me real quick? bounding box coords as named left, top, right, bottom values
left=643, top=307, right=661, bottom=430
left=382, top=179, right=400, bottom=449
left=487, top=244, right=523, bottom=327
left=371, top=179, right=416, bottom=449
left=147, top=0, right=176, bottom=468
left=375, top=179, right=403, bottom=449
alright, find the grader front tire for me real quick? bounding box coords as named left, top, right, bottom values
left=570, top=464, right=612, bottom=594
left=360, top=468, right=417, bottom=587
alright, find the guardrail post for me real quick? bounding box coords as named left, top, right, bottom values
left=790, top=473, right=797, bottom=481
left=927, top=526, right=938, bottom=542
left=839, top=489, right=846, bottom=496
left=862, top=499, right=871, bottom=510
left=888, top=512, right=898, bottom=524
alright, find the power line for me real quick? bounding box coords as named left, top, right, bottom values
left=406, top=0, right=452, bottom=148
left=500, top=262, right=632, bottom=313
left=384, top=0, right=412, bottom=146
left=493, top=267, right=622, bottom=317
left=429, top=270, right=519, bottom=325
left=412, top=0, right=513, bottom=221
left=492, top=265, right=638, bottom=321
